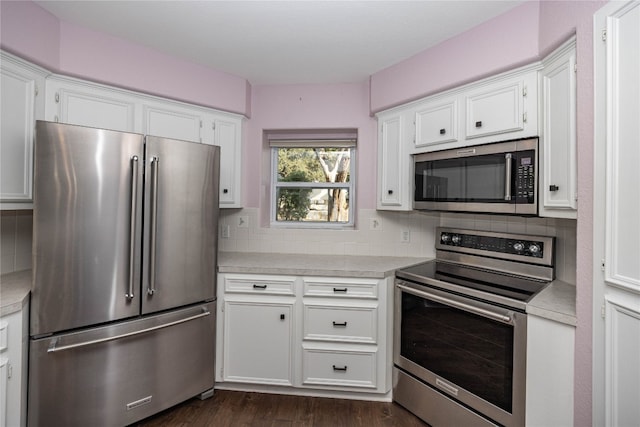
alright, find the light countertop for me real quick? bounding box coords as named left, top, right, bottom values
left=527, top=280, right=576, bottom=326
left=0, top=269, right=31, bottom=317
left=219, top=251, right=576, bottom=326
left=218, top=252, right=430, bottom=279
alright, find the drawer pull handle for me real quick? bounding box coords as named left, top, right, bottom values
left=332, top=321, right=347, bottom=327
left=333, top=287, right=348, bottom=293
left=253, top=284, right=267, bottom=290
left=332, top=365, right=348, bottom=372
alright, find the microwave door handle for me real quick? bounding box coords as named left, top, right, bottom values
left=504, top=153, right=513, bottom=201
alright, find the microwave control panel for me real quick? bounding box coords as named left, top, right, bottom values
left=515, top=151, right=536, bottom=202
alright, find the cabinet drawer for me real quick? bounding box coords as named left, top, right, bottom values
left=302, top=347, right=377, bottom=389
left=303, top=278, right=378, bottom=299
left=303, top=305, right=377, bottom=344
left=224, top=275, right=296, bottom=296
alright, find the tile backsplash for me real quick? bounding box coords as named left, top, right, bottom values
left=0, top=207, right=577, bottom=285
left=219, top=208, right=577, bottom=285
left=218, top=208, right=441, bottom=258
left=1, top=210, right=33, bottom=274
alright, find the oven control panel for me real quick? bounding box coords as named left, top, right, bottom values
left=439, top=231, right=545, bottom=258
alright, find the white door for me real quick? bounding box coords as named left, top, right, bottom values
left=593, top=2, right=640, bottom=426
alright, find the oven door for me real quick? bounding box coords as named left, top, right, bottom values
left=394, top=279, right=527, bottom=427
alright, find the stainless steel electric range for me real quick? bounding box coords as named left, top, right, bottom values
left=393, top=227, right=555, bottom=427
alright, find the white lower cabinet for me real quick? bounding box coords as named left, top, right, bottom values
left=223, top=300, right=294, bottom=385
left=525, top=315, right=575, bottom=426
left=216, top=273, right=392, bottom=396
left=0, top=306, right=29, bottom=427
left=218, top=274, right=296, bottom=386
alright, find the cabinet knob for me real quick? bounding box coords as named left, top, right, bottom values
left=223, top=188, right=229, bottom=194
left=475, top=121, right=483, bottom=128
left=549, top=185, right=559, bottom=192
left=280, top=314, right=285, bottom=320
left=387, top=190, right=393, bottom=195
left=439, top=128, right=446, bottom=135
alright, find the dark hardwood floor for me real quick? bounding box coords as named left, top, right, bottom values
left=135, top=390, right=428, bottom=427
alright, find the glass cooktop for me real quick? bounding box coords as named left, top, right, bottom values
left=396, top=260, right=549, bottom=305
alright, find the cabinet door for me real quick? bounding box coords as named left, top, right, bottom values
left=223, top=299, right=293, bottom=385
left=465, top=79, right=525, bottom=139
left=540, top=40, right=577, bottom=217
left=46, top=78, right=138, bottom=133
left=1, top=54, right=46, bottom=206
left=377, top=111, right=412, bottom=210
left=143, top=102, right=202, bottom=143
left=213, top=117, right=242, bottom=207
left=415, top=97, right=458, bottom=147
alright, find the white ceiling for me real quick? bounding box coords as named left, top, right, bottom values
left=35, top=1, right=525, bottom=86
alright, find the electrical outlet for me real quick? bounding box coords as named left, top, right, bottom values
left=400, top=230, right=410, bottom=243
left=369, top=218, right=382, bottom=230
left=238, top=215, right=248, bottom=228
left=221, top=224, right=230, bottom=239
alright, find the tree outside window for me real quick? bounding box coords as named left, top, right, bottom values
left=272, top=143, right=355, bottom=227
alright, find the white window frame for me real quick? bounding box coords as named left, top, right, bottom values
left=270, top=142, right=356, bottom=229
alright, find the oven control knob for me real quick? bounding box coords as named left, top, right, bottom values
left=451, top=234, right=461, bottom=244
left=513, top=242, right=525, bottom=252
left=441, top=234, right=451, bottom=243
left=528, top=244, right=541, bottom=255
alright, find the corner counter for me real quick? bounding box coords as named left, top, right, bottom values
left=0, top=269, right=31, bottom=317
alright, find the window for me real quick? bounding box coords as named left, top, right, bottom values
left=269, top=132, right=356, bottom=227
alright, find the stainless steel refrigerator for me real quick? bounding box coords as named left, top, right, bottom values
left=28, top=121, right=219, bottom=426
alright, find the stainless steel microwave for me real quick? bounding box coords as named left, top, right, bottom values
left=413, top=138, right=538, bottom=215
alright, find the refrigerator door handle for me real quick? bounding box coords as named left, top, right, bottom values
left=126, top=155, right=139, bottom=301
left=46, top=307, right=211, bottom=353
left=148, top=156, right=159, bottom=296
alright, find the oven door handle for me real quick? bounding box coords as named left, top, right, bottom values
left=396, top=282, right=513, bottom=324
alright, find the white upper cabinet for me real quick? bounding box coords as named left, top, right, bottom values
left=143, top=102, right=202, bottom=143
left=45, top=76, right=140, bottom=133
left=414, top=95, right=458, bottom=148
left=539, top=37, right=577, bottom=218
left=376, top=108, right=413, bottom=211
left=1, top=52, right=47, bottom=209
left=211, top=116, right=243, bottom=207
left=465, top=77, right=527, bottom=139
left=45, top=74, right=243, bottom=208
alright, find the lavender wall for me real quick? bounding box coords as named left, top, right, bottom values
left=370, top=1, right=540, bottom=113
left=0, top=0, right=60, bottom=70
left=0, top=1, right=250, bottom=116
left=246, top=82, right=377, bottom=213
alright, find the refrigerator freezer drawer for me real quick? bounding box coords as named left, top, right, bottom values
left=28, top=302, right=215, bottom=426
